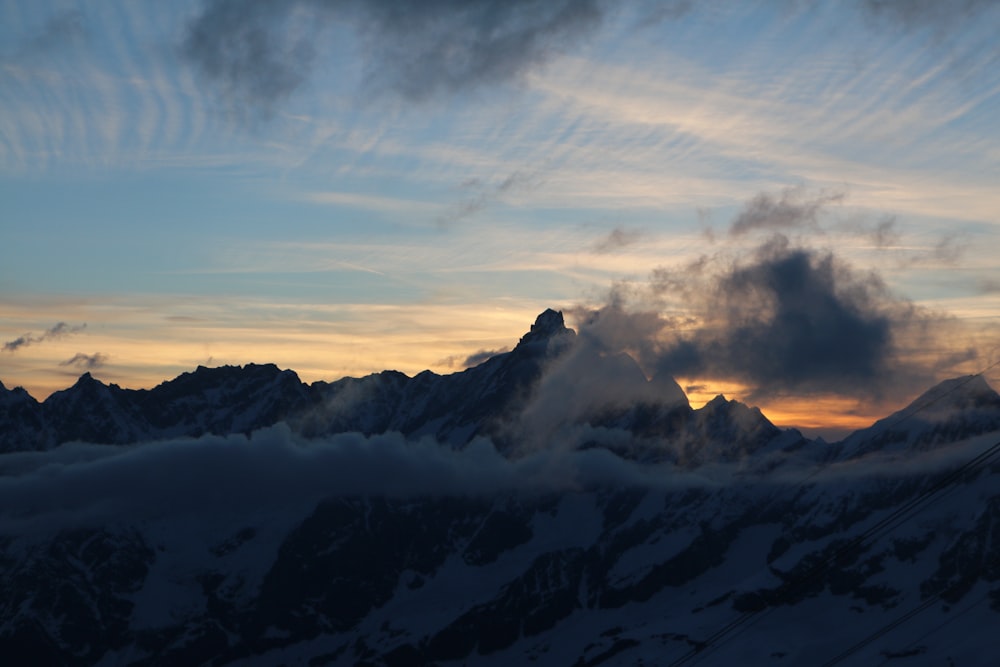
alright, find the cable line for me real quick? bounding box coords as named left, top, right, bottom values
left=872, top=590, right=991, bottom=667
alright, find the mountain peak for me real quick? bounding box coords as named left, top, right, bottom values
left=73, top=372, right=99, bottom=387
left=835, top=374, right=1000, bottom=457
left=906, top=374, right=1000, bottom=413
left=705, top=394, right=729, bottom=408
left=515, top=309, right=574, bottom=351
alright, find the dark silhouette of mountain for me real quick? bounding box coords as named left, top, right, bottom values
left=0, top=309, right=802, bottom=460
left=2, top=310, right=999, bottom=665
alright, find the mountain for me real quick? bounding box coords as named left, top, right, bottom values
left=0, top=310, right=792, bottom=461
left=1, top=311, right=999, bottom=665
left=0, top=380, right=45, bottom=452
left=836, top=374, right=1000, bottom=460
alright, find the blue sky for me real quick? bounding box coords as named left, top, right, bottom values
left=2, top=0, right=999, bottom=433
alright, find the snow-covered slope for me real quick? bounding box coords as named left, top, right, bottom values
left=836, top=374, right=1000, bottom=459
left=1, top=428, right=998, bottom=665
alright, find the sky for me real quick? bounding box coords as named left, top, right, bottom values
left=1, top=0, right=999, bottom=436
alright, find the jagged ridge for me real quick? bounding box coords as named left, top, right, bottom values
left=0, top=310, right=798, bottom=462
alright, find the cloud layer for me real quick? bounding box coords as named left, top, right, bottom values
left=3, top=420, right=995, bottom=538
left=0, top=425, right=701, bottom=534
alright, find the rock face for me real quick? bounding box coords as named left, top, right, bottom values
left=1, top=311, right=1000, bottom=665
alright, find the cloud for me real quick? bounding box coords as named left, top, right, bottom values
left=3, top=322, right=86, bottom=353
left=357, top=0, right=606, bottom=101
left=463, top=347, right=510, bottom=368
left=181, top=0, right=317, bottom=116
left=4, top=409, right=991, bottom=536
left=893, top=231, right=970, bottom=268
left=592, top=227, right=643, bottom=253
left=501, top=308, right=691, bottom=455
left=857, top=0, right=997, bottom=30
left=728, top=187, right=844, bottom=237
left=434, top=347, right=510, bottom=369
left=573, top=229, right=964, bottom=402
left=10, top=9, right=86, bottom=59
left=869, top=215, right=900, bottom=249
left=652, top=236, right=908, bottom=397
left=979, top=279, right=1000, bottom=294
left=0, top=425, right=711, bottom=535
left=59, top=352, right=109, bottom=370
left=928, top=233, right=967, bottom=265
left=436, top=170, right=539, bottom=227
left=181, top=0, right=611, bottom=111
left=567, top=188, right=975, bottom=401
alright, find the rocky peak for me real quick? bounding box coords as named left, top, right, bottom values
left=515, top=309, right=574, bottom=351
left=55, top=372, right=110, bottom=401
left=704, top=394, right=729, bottom=410
left=75, top=371, right=98, bottom=385
left=0, top=380, right=32, bottom=403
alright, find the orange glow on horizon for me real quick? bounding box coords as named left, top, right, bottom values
left=679, top=378, right=890, bottom=438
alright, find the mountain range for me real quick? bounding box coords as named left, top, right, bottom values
left=1, top=310, right=998, bottom=665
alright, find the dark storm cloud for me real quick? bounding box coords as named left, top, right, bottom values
left=59, top=352, right=108, bottom=370
left=575, top=230, right=954, bottom=401
left=728, top=188, right=844, bottom=237
left=3, top=322, right=86, bottom=353
left=182, top=0, right=611, bottom=109
left=592, top=227, right=643, bottom=253
left=651, top=236, right=909, bottom=397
